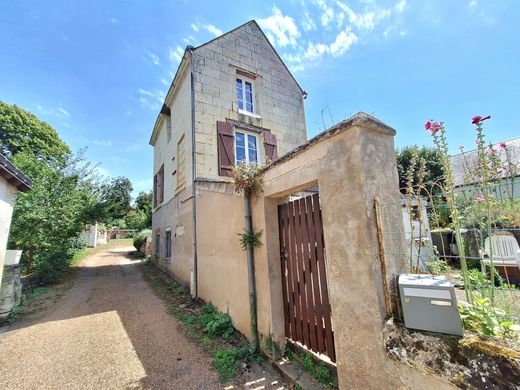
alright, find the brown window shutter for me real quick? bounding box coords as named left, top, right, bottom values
left=159, top=164, right=164, bottom=203
left=264, top=131, right=278, bottom=162
left=153, top=174, right=158, bottom=207
left=217, top=121, right=235, bottom=177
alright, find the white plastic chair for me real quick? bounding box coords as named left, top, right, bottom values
left=481, top=234, right=520, bottom=275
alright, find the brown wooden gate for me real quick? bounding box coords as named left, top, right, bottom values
left=278, top=193, right=335, bottom=362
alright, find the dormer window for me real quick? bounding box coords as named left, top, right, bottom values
left=236, top=78, right=253, bottom=113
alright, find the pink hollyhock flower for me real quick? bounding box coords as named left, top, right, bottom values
left=499, top=142, right=507, bottom=149
left=474, top=194, right=485, bottom=202
left=430, top=122, right=441, bottom=135
left=424, top=121, right=432, bottom=130
left=472, top=115, right=491, bottom=125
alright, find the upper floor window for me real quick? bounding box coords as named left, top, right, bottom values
left=236, top=78, right=253, bottom=113
left=235, top=130, right=258, bottom=164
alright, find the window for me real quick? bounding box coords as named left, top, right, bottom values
left=155, top=164, right=164, bottom=204
left=235, top=131, right=258, bottom=164
left=155, top=232, right=160, bottom=256
left=165, top=229, right=172, bottom=260
left=177, top=135, right=186, bottom=188
left=236, top=78, right=253, bottom=113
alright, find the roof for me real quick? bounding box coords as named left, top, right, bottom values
left=0, top=153, right=32, bottom=192
left=266, top=112, right=396, bottom=170
left=449, top=137, right=520, bottom=187
left=148, top=20, right=305, bottom=146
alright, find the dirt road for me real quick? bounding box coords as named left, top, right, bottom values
left=0, top=243, right=221, bottom=389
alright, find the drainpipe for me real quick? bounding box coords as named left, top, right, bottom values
left=244, top=192, right=259, bottom=352
left=188, top=46, right=198, bottom=298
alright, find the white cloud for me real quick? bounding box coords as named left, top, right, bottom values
left=190, top=23, right=199, bottom=32
left=202, top=24, right=223, bottom=37
left=161, top=78, right=170, bottom=87
left=302, top=11, right=317, bottom=31
left=395, top=0, right=407, bottom=13
left=145, top=50, right=160, bottom=65
left=169, top=46, right=184, bottom=64
left=36, top=103, right=70, bottom=119
left=258, top=6, right=300, bottom=47
left=336, top=1, right=391, bottom=31
left=469, top=0, right=478, bottom=8
left=110, top=17, right=118, bottom=24
left=329, top=28, right=358, bottom=56
left=93, top=139, right=112, bottom=147
left=138, top=89, right=165, bottom=111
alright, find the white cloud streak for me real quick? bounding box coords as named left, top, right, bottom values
left=258, top=6, right=300, bottom=47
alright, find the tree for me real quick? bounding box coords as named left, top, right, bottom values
left=0, top=101, right=70, bottom=162
left=396, top=145, right=444, bottom=195
left=134, top=190, right=152, bottom=227
left=9, top=152, right=99, bottom=283
left=100, top=177, right=133, bottom=225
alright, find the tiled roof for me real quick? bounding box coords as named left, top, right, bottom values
left=0, top=153, right=32, bottom=192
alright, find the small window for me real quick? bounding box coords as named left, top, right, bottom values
left=235, top=130, right=258, bottom=164
left=236, top=78, right=253, bottom=113
left=165, top=230, right=172, bottom=260
left=155, top=232, right=160, bottom=256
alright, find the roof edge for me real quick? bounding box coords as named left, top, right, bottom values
left=0, top=154, right=32, bottom=192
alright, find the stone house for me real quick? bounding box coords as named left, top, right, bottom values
left=149, top=21, right=307, bottom=334
left=149, top=21, right=455, bottom=389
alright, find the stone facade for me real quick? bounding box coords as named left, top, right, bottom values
left=149, top=21, right=308, bottom=302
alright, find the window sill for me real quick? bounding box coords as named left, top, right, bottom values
left=175, top=183, right=186, bottom=196
left=238, top=109, right=261, bottom=119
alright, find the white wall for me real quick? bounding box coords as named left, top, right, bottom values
left=0, top=177, right=18, bottom=287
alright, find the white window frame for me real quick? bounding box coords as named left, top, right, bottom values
left=236, top=78, right=254, bottom=114
left=234, top=129, right=260, bottom=165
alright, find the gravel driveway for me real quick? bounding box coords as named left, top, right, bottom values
left=0, top=244, right=221, bottom=389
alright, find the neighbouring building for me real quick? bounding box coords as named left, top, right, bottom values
left=0, top=154, right=31, bottom=319
left=450, top=137, right=520, bottom=199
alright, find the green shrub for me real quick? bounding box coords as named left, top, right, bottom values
left=212, top=348, right=237, bottom=383
left=199, top=303, right=235, bottom=339
left=425, top=259, right=448, bottom=275
left=133, top=229, right=151, bottom=252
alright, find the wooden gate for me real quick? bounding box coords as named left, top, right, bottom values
left=278, top=193, right=335, bottom=362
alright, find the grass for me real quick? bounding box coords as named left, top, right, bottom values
left=288, top=349, right=338, bottom=389
left=141, top=263, right=263, bottom=383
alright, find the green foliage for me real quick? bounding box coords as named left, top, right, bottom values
left=211, top=344, right=261, bottom=383
left=263, top=334, right=281, bottom=360
left=458, top=295, right=520, bottom=338
left=124, top=209, right=147, bottom=230
left=396, top=145, right=444, bottom=195
left=238, top=229, right=263, bottom=250
left=212, top=348, right=238, bottom=383
left=9, top=152, right=99, bottom=283
left=134, top=190, right=152, bottom=227
left=0, top=101, right=70, bottom=162
left=199, top=303, right=235, bottom=339
left=166, top=282, right=189, bottom=295
left=297, top=351, right=337, bottom=388
left=133, top=229, right=151, bottom=252
left=99, top=177, right=133, bottom=226
left=425, top=259, right=449, bottom=275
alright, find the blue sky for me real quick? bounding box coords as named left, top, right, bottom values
left=1, top=1, right=518, bottom=196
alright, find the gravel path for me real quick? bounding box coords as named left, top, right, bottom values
left=0, top=244, right=221, bottom=390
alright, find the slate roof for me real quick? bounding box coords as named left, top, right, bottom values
left=449, top=137, right=520, bottom=187
left=0, top=153, right=32, bottom=192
